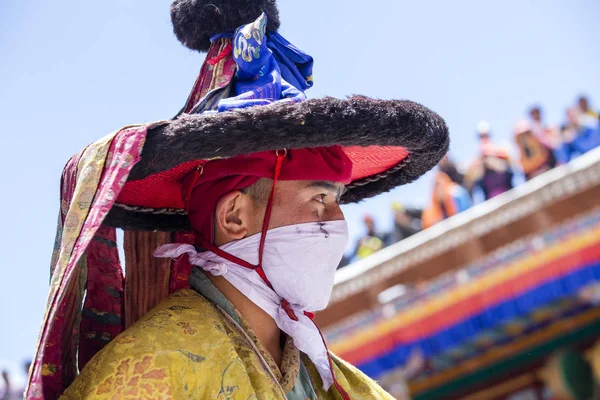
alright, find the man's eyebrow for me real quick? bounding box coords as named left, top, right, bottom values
left=308, top=181, right=347, bottom=199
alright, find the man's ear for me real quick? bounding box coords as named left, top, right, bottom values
left=214, top=190, right=250, bottom=243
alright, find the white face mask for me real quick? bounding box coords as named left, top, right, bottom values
left=257, top=220, right=349, bottom=311
left=155, top=220, right=349, bottom=390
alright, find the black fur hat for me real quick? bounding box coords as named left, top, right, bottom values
left=107, top=97, right=449, bottom=231
left=101, top=1, right=450, bottom=231
left=171, top=0, right=280, bottom=52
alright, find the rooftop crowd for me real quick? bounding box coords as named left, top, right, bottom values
left=342, top=95, right=600, bottom=267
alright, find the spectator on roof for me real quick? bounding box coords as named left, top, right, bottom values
left=514, top=119, right=557, bottom=180
left=422, top=163, right=472, bottom=229
left=559, top=108, right=580, bottom=161
left=386, top=202, right=420, bottom=245
left=560, top=107, right=600, bottom=161
left=438, top=154, right=465, bottom=186
left=529, top=105, right=562, bottom=154
left=352, top=215, right=387, bottom=261
left=1, top=370, right=10, bottom=400
left=578, top=95, right=599, bottom=128
left=464, top=121, right=515, bottom=201
left=1, top=361, right=30, bottom=400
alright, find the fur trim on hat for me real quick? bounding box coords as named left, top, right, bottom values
left=171, top=0, right=280, bottom=52
left=105, top=97, right=449, bottom=231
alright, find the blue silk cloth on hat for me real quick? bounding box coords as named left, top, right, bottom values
left=210, top=13, right=314, bottom=112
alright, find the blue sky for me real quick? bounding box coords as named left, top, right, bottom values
left=1, top=0, right=599, bottom=386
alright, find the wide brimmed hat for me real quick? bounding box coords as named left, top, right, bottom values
left=103, top=0, right=449, bottom=232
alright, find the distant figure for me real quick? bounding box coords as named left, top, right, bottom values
left=22, top=361, right=31, bottom=398
left=529, top=105, right=544, bottom=135
left=422, top=168, right=472, bottom=229
left=560, top=107, right=600, bottom=160
left=578, top=95, right=600, bottom=128
left=529, top=105, right=562, bottom=152
left=465, top=121, right=514, bottom=200
left=1, top=364, right=27, bottom=400
left=386, top=202, right=420, bottom=245
left=380, top=348, right=425, bottom=399
left=514, top=119, right=557, bottom=180
left=353, top=215, right=386, bottom=260
left=438, top=155, right=464, bottom=186
left=559, top=107, right=582, bottom=161
left=1, top=370, right=11, bottom=400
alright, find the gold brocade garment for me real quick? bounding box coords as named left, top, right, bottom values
left=61, top=289, right=394, bottom=400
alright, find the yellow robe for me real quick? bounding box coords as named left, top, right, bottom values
left=61, top=289, right=393, bottom=399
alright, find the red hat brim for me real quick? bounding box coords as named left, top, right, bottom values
left=117, top=144, right=409, bottom=210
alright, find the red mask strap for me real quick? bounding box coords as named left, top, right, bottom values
left=196, top=235, right=275, bottom=288
left=250, top=149, right=285, bottom=288
left=258, top=149, right=286, bottom=268
left=195, top=235, right=256, bottom=270
left=311, top=319, right=352, bottom=400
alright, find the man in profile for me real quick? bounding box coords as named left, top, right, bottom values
left=26, top=1, right=449, bottom=399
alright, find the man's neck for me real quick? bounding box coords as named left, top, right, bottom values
left=206, top=273, right=284, bottom=367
